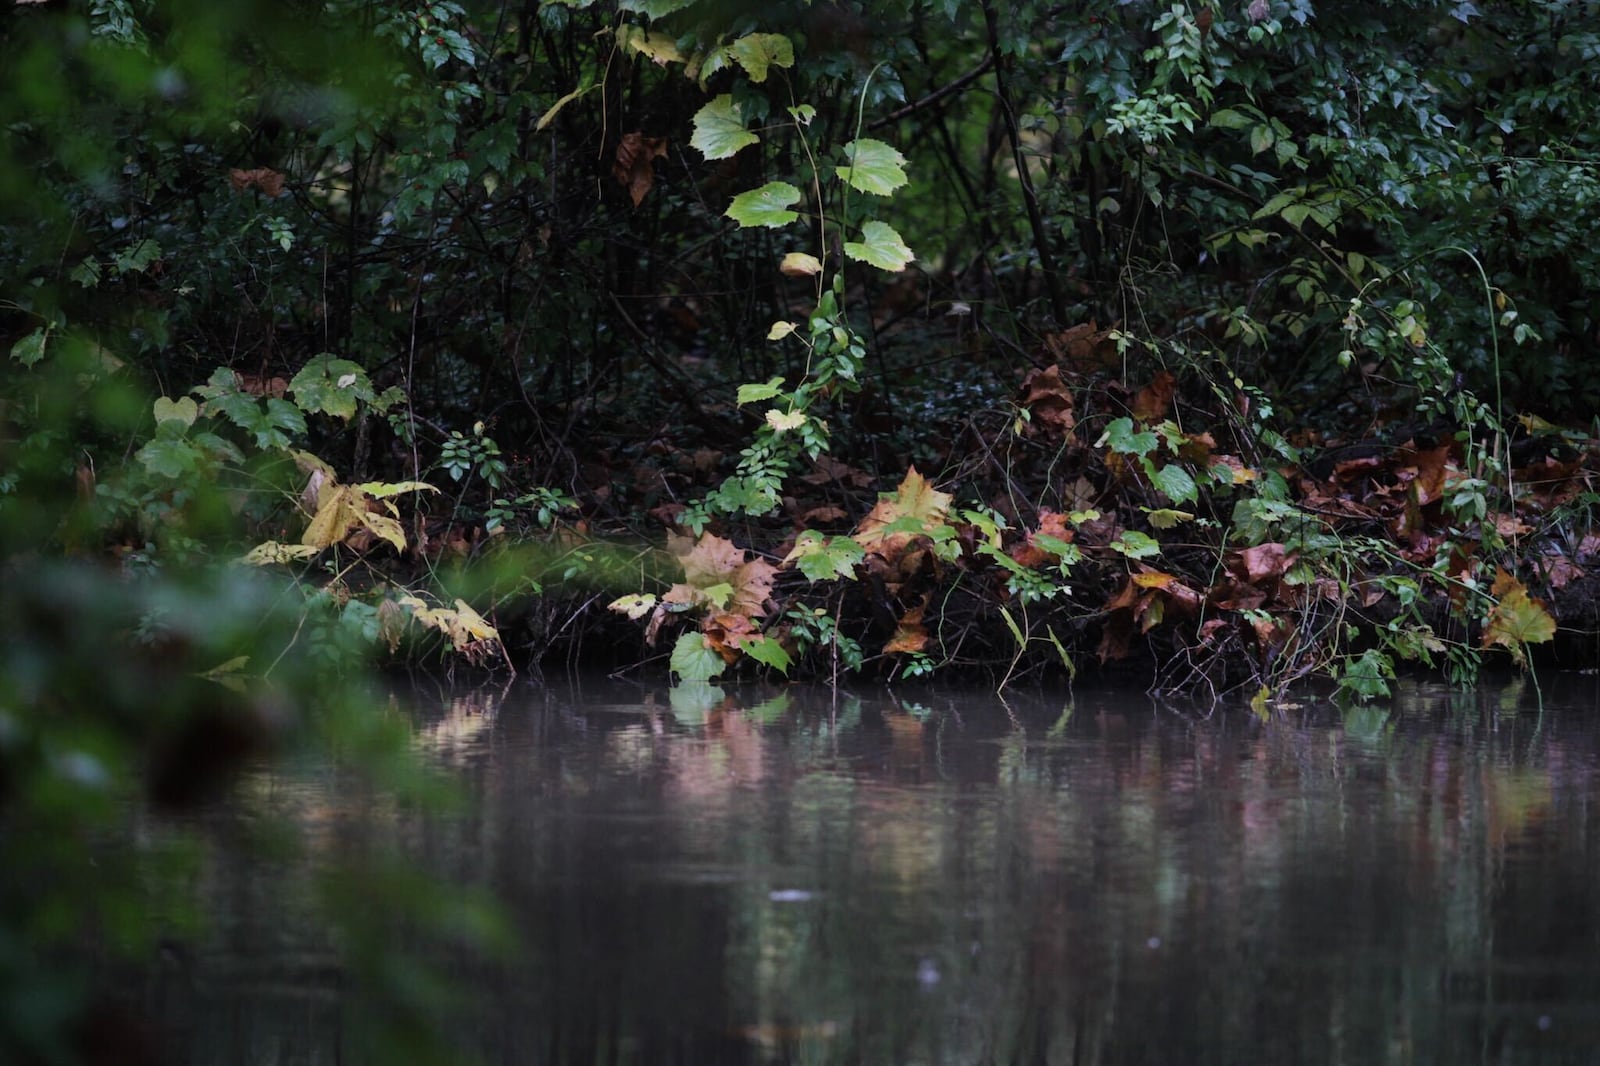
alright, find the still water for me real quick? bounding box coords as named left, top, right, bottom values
left=143, top=676, right=1600, bottom=1064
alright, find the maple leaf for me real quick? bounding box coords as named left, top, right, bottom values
left=665, top=533, right=776, bottom=618
left=1481, top=568, right=1556, bottom=665
left=855, top=466, right=953, bottom=561
left=614, top=131, right=669, bottom=208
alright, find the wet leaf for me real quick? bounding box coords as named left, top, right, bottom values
left=691, top=94, right=758, bottom=160
left=400, top=596, right=500, bottom=652
left=619, top=27, right=683, bottom=66
left=765, top=409, right=806, bottom=432
left=726, top=181, right=801, bottom=228
left=288, top=357, right=377, bottom=421
left=837, top=139, right=909, bottom=196
left=1017, top=365, right=1076, bottom=437
left=10, top=327, right=48, bottom=367
left=1109, top=530, right=1161, bottom=559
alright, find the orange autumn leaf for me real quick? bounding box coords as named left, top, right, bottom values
left=855, top=466, right=953, bottom=560
left=882, top=602, right=929, bottom=655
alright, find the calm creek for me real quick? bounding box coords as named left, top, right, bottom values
left=132, top=674, right=1600, bottom=1065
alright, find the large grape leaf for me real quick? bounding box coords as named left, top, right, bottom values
left=691, top=95, right=758, bottom=160
left=843, top=220, right=914, bottom=272
left=837, top=139, right=909, bottom=196
left=725, top=182, right=801, bottom=228
left=288, top=356, right=376, bottom=420
left=670, top=632, right=727, bottom=681
left=728, top=32, right=793, bottom=83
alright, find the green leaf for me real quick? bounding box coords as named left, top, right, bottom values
left=691, top=94, right=759, bottom=160
left=783, top=531, right=865, bottom=581
left=670, top=632, right=727, bottom=682
left=136, top=437, right=200, bottom=479
left=843, top=220, right=914, bottom=272
left=737, top=376, right=786, bottom=404
left=288, top=356, right=375, bottom=420
left=728, top=32, right=794, bottom=83
left=741, top=635, right=792, bottom=675
left=1149, top=462, right=1198, bottom=505
left=1209, top=108, right=1254, bottom=130
left=618, top=0, right=697, bottom=15
left=725, top=181, right=802, bottom=228
left=1109, top=530, right=1162, bottom=559
left=114, top=238, right=161, bottom=275
left=838, top=139, right=909, bottom=196
left=10, top=327, right=49, bottom=367
left=152, top=396, right=198, bottom=427
left=1097, top=416, right=1158, bottom=457
left=70, top=258, right=102, bottom=288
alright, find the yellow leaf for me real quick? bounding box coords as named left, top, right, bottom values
left=301, top=485, right=365, bottom=549
left=609, top=593, right=658, bottom=620
left=242, top=540, right=321, bottom=565
left=765, top=408, right=806, bottom=432
left=356, top=508, right=408, bottom=554
left=767, top=320, right=798, bottom=340
left=779, top=252, right=823, bottom=277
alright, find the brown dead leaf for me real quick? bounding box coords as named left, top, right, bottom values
left=1535, top=551, right=1584, bottom=590
left=1132, top=370, right=1177, bottom=424
left=614, top=131, right=668, bottom=208
left=1042, top=321, right=1117, bottom=371
left=1017, top=364, right=1076, bottom=438
left=882, top=601, right=930, bottom=655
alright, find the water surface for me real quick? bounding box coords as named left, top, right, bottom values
left=146, top=676, right=1600, bottom=1064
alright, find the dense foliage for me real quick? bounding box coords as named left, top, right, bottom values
left=9, top=0, right=1595, bottom=698
left=7, top=0, right=1600, bottom=1059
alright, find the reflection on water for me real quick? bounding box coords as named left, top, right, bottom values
left=145, top=676, right=1600, bottom=1064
